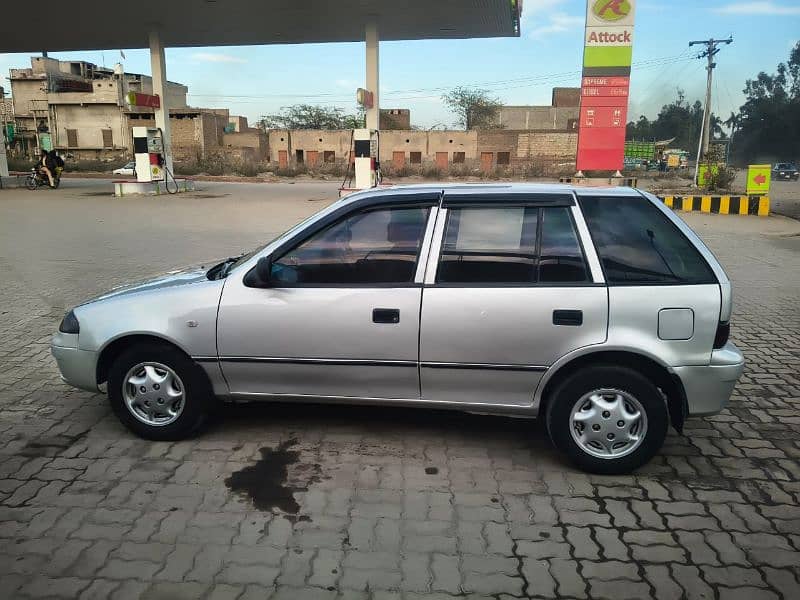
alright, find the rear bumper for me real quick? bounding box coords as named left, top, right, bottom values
left=673, top=342, right=745, bottom=416
left=51, top=343, right=100, bottom=393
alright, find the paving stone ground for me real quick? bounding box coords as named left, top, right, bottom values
left=1, top=180, right=799, bottom=599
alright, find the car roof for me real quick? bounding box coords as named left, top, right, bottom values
left=343, top=182, right=642, bottom=201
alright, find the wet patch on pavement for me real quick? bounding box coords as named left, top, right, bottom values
left=225, top=437, right=321, bottom=522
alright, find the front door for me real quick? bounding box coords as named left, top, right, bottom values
left=217, top=199, right=437, bottom=400
left=480, top=152, right=493, bottom=172
left=419, top=195, right=608, bottom=406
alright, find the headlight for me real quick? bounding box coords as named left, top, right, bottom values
left=59, top=309, right=80, bottom=334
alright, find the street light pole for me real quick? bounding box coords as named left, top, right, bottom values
left=689, top=36, right=732, bottom=184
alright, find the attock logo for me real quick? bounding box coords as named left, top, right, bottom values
left=592, top=0, right=632, bottom=21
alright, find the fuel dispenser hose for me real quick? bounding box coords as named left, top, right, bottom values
left=163, top=163, right=179, bottom=195
left=157, top=127, right=179, bottom=194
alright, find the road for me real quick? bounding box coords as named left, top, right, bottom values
left=1, top=179, right=799, bottom=599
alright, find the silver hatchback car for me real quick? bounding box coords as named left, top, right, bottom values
left=52, top=184, right=744, bottom=474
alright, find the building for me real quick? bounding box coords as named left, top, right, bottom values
left=7, top=56, right=265, bottom=162
left=493, top=87, right=580, bottom=131
left=9, top=56, right=186, bottom=158
left=380, top=109, right=411, bottom=130
left=264, top=127, right=576, bottom=174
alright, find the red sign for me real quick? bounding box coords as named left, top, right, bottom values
left=581, top=105, right=627, bottom=128
left=582, top=76, right=630, bottom=88
left=577, top=74, right=631, bottom=171
left=582, top=86, right=629, bottom=98
left=126, top=91, right=160, bottom=108
left=576, top=126, right=627, bottom=170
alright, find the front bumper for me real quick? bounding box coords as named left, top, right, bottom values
left=51, top=340, right=100, bottom=393
left=672, top=342, right=745, bottom=416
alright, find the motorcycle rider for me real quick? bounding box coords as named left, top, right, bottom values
left=37, top=150, right=56, bottom=188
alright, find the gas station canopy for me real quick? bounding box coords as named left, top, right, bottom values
left=0, top=0, right=520, bottom=52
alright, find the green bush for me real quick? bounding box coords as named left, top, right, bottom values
left=447, top=164, right=472, bottom=178
left=6, top=157, right=33, bottom=172
left=69, top=160, right=112, bottom=172
left=174, top=162, right=202, bottom=176
left=421, top=165, right=442, bottom=179
left=234, top=161, right=259, bottom=177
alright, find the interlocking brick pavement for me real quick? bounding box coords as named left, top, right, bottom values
left=1, top=181, right=799, bottom=598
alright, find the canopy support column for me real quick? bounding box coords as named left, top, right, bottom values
left=149, top=30, right=173, bottom=174
left=365, top=22, right=379, bottom=131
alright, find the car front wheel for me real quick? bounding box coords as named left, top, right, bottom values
left=108, top=343, right=213, bottom=440
left=546, top=365, right=668, bottom=474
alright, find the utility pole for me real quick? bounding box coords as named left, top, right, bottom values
left=689, top=36, right=732, bottom=183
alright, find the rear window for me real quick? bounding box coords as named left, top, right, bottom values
left=578, top=195, right=716, bottom=285
left=436, top=206, right=588, bottom=284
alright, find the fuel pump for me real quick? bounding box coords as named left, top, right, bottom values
left=352, top=128, right=379, bottom=190
left=132, top=126, right=165, bottom=183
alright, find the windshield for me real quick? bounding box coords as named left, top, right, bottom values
left=225, top=210, right=332, bottom=272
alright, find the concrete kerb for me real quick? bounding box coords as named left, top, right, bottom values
left=659, top=194, right=769, bottom=216
left=113, top=178, right=195, bottom=197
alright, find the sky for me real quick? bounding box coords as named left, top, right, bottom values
left=1, top=0, right=798, bottom=129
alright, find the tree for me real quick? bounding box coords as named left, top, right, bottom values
left=625, top=88, right=723, bottom=149
left=728, top=41, right=800, bottom=164
left=442, top=87, right=503, bottom=130
left=258, top=104, right=364, bottom=130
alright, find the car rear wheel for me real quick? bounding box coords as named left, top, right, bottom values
left=108, top=343, right=213, bottom=440
left=546, top=365, right=668, bottom=474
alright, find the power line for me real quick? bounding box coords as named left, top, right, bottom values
left=186, top=53, right=695, bottom=102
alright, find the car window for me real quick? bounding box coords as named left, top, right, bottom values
left=578, top=195, right=716, bottom=285
left=271, top=206, right=430, bottom=285
left=539, top=207, right=589, bottom=282
left=436, top=206, right=588, bottom=284
left=438, top=207, right=538, bottom=284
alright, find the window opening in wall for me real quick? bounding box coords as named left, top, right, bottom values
left=102, top=129, right=113, bottom=148
left=66, top=129, right=78, bottom=147
left=323, top=151, right=335, bottom=163
left=453, top=152, right=465, bottom=164
left=295, top=149, right=304, bottom=164
left=497, top=152, right=510, bottom=165
left=410, top=151, right=422, bottom=164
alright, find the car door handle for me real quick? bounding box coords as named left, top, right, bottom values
left=373, top=308, right=400, bottom=324
left=553, top=309, right=583, bottom=326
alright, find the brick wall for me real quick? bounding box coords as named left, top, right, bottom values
left=259, top=128, right=578, bottom=170
left=222, top=130, right=267, bottom=159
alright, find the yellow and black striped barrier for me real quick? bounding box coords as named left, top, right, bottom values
left=659, top=194, right=770, bottom=216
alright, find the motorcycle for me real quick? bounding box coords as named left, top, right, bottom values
left=26, top=166, right=62, bottom=190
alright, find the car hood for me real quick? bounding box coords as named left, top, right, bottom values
left=80, top=265, right=212, bottom=306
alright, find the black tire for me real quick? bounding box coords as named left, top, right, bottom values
left=546, top=365, right=668, bottom=475
left=108, top=343, right=213, bottom=440
left=25, top=176, right=37, bottom=191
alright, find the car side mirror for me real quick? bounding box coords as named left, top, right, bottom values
left=255, top=256, right=273, bottom=285
left=244, top=256, right=273, bottom=287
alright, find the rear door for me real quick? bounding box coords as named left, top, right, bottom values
left=576, top=193, right=722, bottom=367
left=418, top=192, right=608, bottom=407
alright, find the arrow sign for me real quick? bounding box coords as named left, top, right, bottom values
left=747, top=164, right=771, bottom=194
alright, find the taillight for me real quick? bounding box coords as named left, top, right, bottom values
left=713, top=321, right=730, bottom=349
